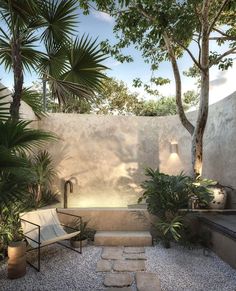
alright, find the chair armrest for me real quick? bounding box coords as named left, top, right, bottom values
left=56, top=209, right=82, bottom=219
left=56, top=209, right=82, bottom=233
left=20, top=218, right=41, bottom=245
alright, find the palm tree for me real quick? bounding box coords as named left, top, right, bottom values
left=0, top=0, right=107, bottom=119
left=0, top=90, right=56, bottom=207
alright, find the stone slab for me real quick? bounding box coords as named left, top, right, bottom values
left=105, top=288, right=133, bottom=291
left=102, top=247, right=124, bottom=260
left=113, top=260, right=146, bottom=272
left=124, top=247, right=145, bottom=254
left=136, top=272, right=161, bottom=291
left=123, top=253, right=147, bottom=260
left=96, top=260, right=112, bottom=272
left=95, top=231, right=152, bottom=246
left=104, top=273, right=133, bottom=287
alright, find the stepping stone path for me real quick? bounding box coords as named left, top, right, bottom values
left=104, top=273, right=133, bottom=287
left=136, top=272, right=161, bottom=291
left=96, top=247, right=161, bottom=290
left=113, top=260, right=146, bottom=272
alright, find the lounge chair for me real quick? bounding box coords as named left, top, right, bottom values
left=20, top=208, right=82, bottom=272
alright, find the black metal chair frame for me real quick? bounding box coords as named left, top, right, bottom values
left=20, top=209, right=82, bottom=272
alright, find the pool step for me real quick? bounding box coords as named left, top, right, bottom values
left=94, top=231, right=152, bottom=246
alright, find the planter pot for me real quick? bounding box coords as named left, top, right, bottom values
left=70, top=239, right=88, bottom=248
left=8, top=241, right=26, bottom=279
left=209, top=186, right=227, bottom=209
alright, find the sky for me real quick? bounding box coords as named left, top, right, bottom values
left=0, top=8, right=235, bottom=104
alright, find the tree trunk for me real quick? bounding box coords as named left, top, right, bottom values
left=10, top=30, right=23, bottom=121
left=163, top=33, right=194, bottom=136
left=191, top=0, right=210, bottom=178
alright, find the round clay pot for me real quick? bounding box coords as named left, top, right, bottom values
left=8, top=241, right=26, bottom=259
left=208, top=186, right=227, bottom=209
left=70, top=239, right=88, bottom=248
left=8, top=241, right=26, bottom=279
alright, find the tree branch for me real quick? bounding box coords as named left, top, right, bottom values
left=209, top=36, right=236, bottom=41
left=208, top=0, right=230, bottom=34
left=210, top=47, right=236, bottom=66
left=173, top=39, right=203, bottom=70
left=137, top=5, right=194, bottom=134
left=210, top=28, right=236, bottom=41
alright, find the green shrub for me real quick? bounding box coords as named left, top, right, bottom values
left=138, top=168, right=213, bottom=246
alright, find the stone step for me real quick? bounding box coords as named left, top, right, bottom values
left=94, top=231, right=152, bottom=246
left=136, top=272, right=161, bottom=291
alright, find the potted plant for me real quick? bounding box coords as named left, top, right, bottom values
left=70, top=220, right=95, bottom=248
left=194, top=177, right=229, bottom=209
left=0, top=204, right=27, bottom=279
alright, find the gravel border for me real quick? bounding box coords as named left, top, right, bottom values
left=0, top=243, right=235, bottom=291
left=146, top=244, right=236, bottom=291
left=0, top=244, right=104, bottom=291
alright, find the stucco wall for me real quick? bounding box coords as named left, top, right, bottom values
left=39, top=92, right=236, bottom=208
left=0, top=83, right=38, bottom=123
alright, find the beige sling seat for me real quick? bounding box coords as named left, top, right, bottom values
left=20, top=208, right=82, bottom=271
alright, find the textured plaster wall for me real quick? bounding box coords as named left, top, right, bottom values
left=0, top=83, right=38, bottom=124
left=39, top=92, right=236, bottom=208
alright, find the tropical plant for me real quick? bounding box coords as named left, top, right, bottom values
left=70, top=219, right=95, bottom=241
left=0, top=0, right=108, bottom=119
left=28, top=150, right=57, bottom=203
left=21, top=88, right=46, bottom=119
left=138, top=168, right=213, bottom=246
left=138, top=168, right=213, bottom=218
left=0, top=119, right=56, bottom=208
left=156, top=216, right=183, bottom=248
left=80, top=0, right=236, bottom=177
left=0, top=202, right=26, bottom=258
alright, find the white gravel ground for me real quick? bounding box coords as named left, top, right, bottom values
left=146, top=244, right=236, bottom=291
left=0, top=243, right=235, bottom=291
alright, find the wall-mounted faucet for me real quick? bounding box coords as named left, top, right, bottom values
left=64, top=180, right=73, bottom=208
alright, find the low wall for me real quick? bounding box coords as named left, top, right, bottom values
left=39, top=92, right=236, bottom=208
left=57, top=208, right=153, bottom=231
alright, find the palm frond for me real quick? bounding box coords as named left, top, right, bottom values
left=62, top=35, right=108, bottom=92
left=0, top=120, right=57, bottom=152
left=21, top=87, right=46, bottom=119
left=0, top=146, right=28, bottom=170
left=40, top=0, right=78, bottom=48
left=49, top=76, right=95, bottom=105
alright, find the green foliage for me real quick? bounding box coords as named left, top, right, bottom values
left=0, top=202, right=26, bottom=257
left=28, top=150, right=57, bottom=204
left=138, top=168, right=213, bottom=246
left=95, top=77, right=140, bottom=115
left=139, top=169, right=213, bottom=218
left=21, top=88, right=46, bottom=119
left=135, top=97, right=177, bottom=116
left=0, top=0, right=108, bottom=117
left=0, top=120, right=56, bottom=152
left=70, top=219, right=95, bottom=241
left=156, top=216, right=183, bottom=243
left=0, top=118, right=57, bottom=208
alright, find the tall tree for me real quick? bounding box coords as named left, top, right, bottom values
left=80, top=0, right=236, bottom=177
left=0, top=0, right=107, bottom=120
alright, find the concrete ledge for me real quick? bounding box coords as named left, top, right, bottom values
left=199, top=214, right=236, bottom=269
left=57, top=208, right=155, bottom=231
left=95, top=231, right=152, bottom=246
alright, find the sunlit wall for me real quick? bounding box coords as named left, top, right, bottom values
left=39, top=92, right=236, bottom=208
